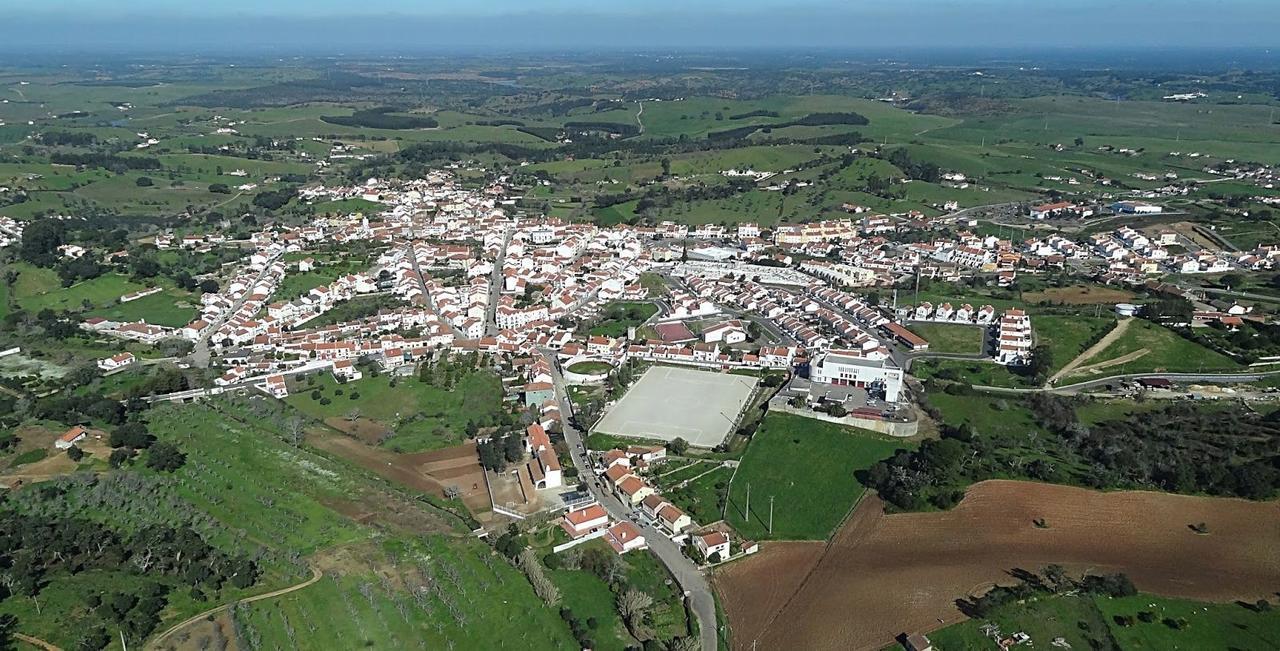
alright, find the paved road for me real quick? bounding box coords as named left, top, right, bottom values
left=409, top=247, right=465, bottom=339
left=188, top=251, right=283, bottom=369
left=485, top=224, right=514, bottom=336
left=973, top=369, right=1280, bottom=395
left=540, top=349, right=720, bottom=651
left=1177, top=283, right=1280, bottom=305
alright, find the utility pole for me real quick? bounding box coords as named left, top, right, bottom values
left=769, top=495, right=775, bottom=534
left=913, top=264, right=922, bottom=309
left=745, top=482, right=751, bottom=522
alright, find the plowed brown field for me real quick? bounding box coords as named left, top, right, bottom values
left=716, top=480, right=1280, bottom=651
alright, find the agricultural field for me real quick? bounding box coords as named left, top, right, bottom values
left=717, top=480, right=1280, bottom=651
left=723, top=412, right=903, bottom=540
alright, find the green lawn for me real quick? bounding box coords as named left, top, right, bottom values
left=911, top=315, right=1116, bottom=388
left=567, top=360, right=613, bottom=375
left=911, top=358, right=1033, bottom=388
left=906, top=322, right=984, bottom=354
left=926, top=591, right=1115, bottom=651
left=146, top=402, right=368, bottom=555
left=287, top=370, right=506, bottom=452
left=88, top=289, right=197, bottom=327
left=724, top=413, right=903, bottom=540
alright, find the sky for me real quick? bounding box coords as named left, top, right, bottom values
left=0, top=0, right=1276, bottom=51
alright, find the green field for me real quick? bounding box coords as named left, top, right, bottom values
left=906, top=322, right=984, bottom=354
left=724, top=413, right=903, bottom=540
left=1034, top=315, right=1117, bottom=377
left=235, top=537, right=575, bottom=651
left=1065, top=319, right=1242, bottom=379
left=13, top=266, right=145, bottom=312
left=589, top=301, right=658, bottom=338
left=927, top=591, right=1280, bottom=651
left=88, top=288, right=198, bottom=327
left=665, top=465, right=734, bottom=526
left=912, top=314, right=1117, bottom=388
left=566, top=360, right=613, bottom=375
left=287, top=370, right=506, bottom=452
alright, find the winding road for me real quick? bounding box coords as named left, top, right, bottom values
left=540, top=349, right=719, bottom=651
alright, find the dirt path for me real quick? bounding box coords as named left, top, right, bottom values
left=1047, top=317, right=1130, bottom=385
left=15, top=633, right=61, bottom=651
left=1067, top=348, right=1151, bottom=378
left=146, top=567, right=323, bottom=650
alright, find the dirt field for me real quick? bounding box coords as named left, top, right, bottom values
left=1024, top=285, right=1135, bottom=305
left=716, top=480, right=1280, bottom=651
left=307, top=431, right=487, bottom=515
left=323, top=416, right=391, bottom=445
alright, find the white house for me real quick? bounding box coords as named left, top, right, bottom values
left=97, top=352, right=136, bottom=372
left=694, top=531, right=731, bottom=562
left=606, top=522, right=647, bottom=555
left=55, top=425, right=89, bottom=450
left=561, top=503, right=610, bottom=539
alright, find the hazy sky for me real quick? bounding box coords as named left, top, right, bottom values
left=1, top=0, right=1276, bottom=51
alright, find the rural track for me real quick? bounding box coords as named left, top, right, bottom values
left=144, top=567, right=323, bottom=650
left=1045, top=317, right=1131, bottom=386
left=15, top=633, right=61, bottom=651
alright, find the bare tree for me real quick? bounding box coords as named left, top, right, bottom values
left=286, top=416, right=306, bottom=447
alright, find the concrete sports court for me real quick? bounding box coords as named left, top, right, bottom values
left=594, top=366, right=758, bottom=448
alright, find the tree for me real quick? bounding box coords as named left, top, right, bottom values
left=145, top=442, right=186, bottom=472
left=284, top=416, right=303, bottom=447
left=666, top=437, right=689, bottom=455
left=617, top=588, right=655, bottom=640
left=19, top=219, right=67, bottom=267
left=1028, top=344, right=1054, bottom=383
left=0, top=613, right=15, bottom=651
left=109, top=448, right=133, bottom=468
left=110, top=422, right=154, bottom=449
left=1219, top=273, right=1245, bottom=290
left=503, top=432, right=523, bottom=463
left=135, top=176, right=154, bottom=187
left=66, top=445, right=84, bottom=462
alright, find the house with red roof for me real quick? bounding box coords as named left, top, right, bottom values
left=606, top=521, right=647, bottom=555
left=561, top=503, right=610, bottom=539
